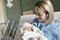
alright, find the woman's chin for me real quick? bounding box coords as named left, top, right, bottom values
left=38, top=20, right=43, bottom=22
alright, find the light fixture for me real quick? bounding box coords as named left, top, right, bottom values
left=6, top=0, right=13, bottom=8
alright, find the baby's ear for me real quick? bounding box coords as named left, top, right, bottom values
left=24, top=26, right=32, bottom=31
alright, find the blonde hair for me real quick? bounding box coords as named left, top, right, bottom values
left=45, top=0, right=54, bottom=22
left=35, top=0, right=54, bottom=23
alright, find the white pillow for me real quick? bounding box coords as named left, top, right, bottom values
left=19, top=15, right=35, bottom=25
left=54, top=11, right=60, bottom=22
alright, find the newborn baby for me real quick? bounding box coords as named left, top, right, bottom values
left=20, top=22, right=48, bottom=40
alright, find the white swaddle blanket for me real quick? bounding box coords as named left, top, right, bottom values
left=20, top=22, right=48, bottom=40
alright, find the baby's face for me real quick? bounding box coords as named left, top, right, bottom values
left=24, top=26, right=32, bottom=31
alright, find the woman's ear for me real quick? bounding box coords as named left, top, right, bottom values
left=46, top=14, right=49, bottom=19
left=47, top=14, right=49, bottom=17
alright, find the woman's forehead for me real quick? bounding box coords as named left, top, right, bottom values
left=35, top=7, right=45, bottom=12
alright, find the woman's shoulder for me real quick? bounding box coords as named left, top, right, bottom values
left=52, top=21, right=60, bottom=29
left=50, top=21, right=60, bottom=26
left=47, top=21, right=60, bottom=29
left=55, top=22, right=60, bottom=25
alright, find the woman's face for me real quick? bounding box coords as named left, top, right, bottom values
left=35, top=7, right=48, bottom=23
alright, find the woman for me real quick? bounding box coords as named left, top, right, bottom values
left=32, top=0, right=60, bottom=40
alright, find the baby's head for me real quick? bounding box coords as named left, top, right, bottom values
left=22, top=22, right=33, bottom=31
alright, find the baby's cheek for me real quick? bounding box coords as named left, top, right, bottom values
left=24, top=26, right=31, bottom=31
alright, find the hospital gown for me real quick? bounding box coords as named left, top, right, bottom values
left=32, top=18, right=60, bottom=40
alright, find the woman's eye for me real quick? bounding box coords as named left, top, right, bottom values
left=40, top=14, right=43, bottom=16
left=38, top=13, right=43, bottom=16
